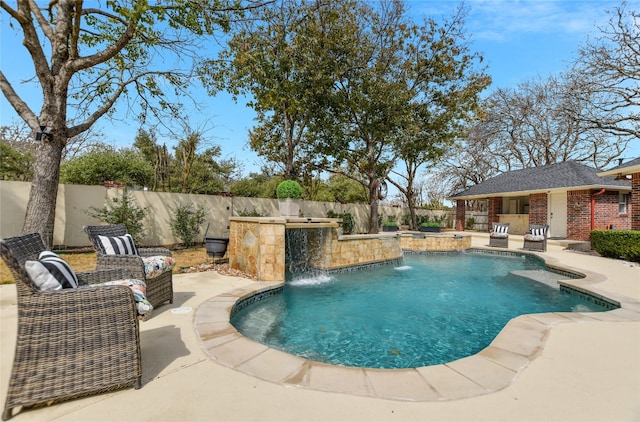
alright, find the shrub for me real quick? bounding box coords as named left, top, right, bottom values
left=465, top=217, right=476, bottom=230
left=87, top=188, right=147, bottom=243
left=276, top=180, right=303, bottom=199
left=383, top=220, right=398, bottom=227
left=590, top=230, right=640, bottom=263
left=327, top=210, right=355, bottom=235
left=420, top=222, right=441, bottom=228
left=170, top=204, right=206, bottom=247
left=236, top=207, right=266, bottom=217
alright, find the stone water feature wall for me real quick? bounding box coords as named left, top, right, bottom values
left=229, top=217, right=472, bottom=281
left=229, top=217, right=404, bottom=281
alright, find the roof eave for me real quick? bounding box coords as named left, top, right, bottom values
left=448, top=184, right=631, bottom=201
left=597, top=165, right=640, bottom=177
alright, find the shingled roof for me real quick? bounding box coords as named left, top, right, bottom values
left=597, top=157, right=640, bottom=177
left=450, top=161, right=631, bottom=200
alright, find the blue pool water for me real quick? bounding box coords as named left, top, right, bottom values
left=231, top=252, right=608, bottom=368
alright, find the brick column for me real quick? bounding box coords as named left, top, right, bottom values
left=567, top=190, right=591, bottom=241
left=455, top=200, right=465, bottom=231
left=632, top=172, right=640, bottom=231
left=487, top=197, right=502, bottom=231
left=529, top=193, right=547, bottom=226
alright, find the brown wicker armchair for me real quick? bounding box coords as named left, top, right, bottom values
left=523, top=224, right=549, bottom=252
left=489, top=222, right=510, bottom=248
left=83, top=224, right=173, bottom=308
left=0, top=233, right=141, bottom=421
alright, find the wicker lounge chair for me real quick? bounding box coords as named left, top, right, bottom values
left=523, top=224, right=549, bottom=252
left=0, top=233, right=141, bottom=421
left=489, top=222, right=510, bottom=248
left=83, top=224, right=174, bottom=308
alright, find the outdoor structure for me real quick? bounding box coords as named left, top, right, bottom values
left=227, top=217, right=472, bottom=281
left=597, top=157, right=640, bottom=231
left=450, top=161, right=635, bottom=241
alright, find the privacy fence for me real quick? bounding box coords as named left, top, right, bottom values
left=0, top=181, right=487, bottom=248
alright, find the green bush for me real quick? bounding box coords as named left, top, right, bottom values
left=420, top=222, right=441, bottom=228
left=465, top=217, right=476, bottom=230
left=276, top=180, right=303, bottom=199
left=87, top=188, right=147, bottom=243
left=327, top=210, right=355, bottom=235
left=170, top=204, right=206, bottom=247
left=590, top=230, right=640, bottom=263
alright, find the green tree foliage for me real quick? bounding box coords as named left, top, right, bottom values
left=230, top=173, right=279, bottom=198
left=388, top=5, right=491, bottom=228
left=170, top=204, right=206, bottom=247
left=202, top=0, right=340, bottom=180
left=0, top=123, right=36, bottom=181
left=87, top=188, right=148, bottom=243
left=0, top=141, right=33, bottom=181
left=60, top=145, right=153, bottom=187
left=326, top=174, right=368, bottom=204
left=1, top=0, right=251, bottom=247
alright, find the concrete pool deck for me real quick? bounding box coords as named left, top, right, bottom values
left=1, top=232, right=639, bottom=421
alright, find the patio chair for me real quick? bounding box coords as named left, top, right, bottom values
left=83, top=224, right=174, bottom=308
left=0, top=233, right=141, bottom=421
left=489, top=222, right=510, bottom=248
left=523, top=224, right=549, bottom=252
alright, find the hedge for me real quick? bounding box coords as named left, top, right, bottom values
left=590, top=230, right=640, bottom=263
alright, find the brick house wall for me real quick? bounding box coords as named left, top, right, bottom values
left=487, top=197, right=502, bottom=232
left=566, top=189, right=632, bottom=241
left=633, top=172, right=640, bottom=231
left=528, top=193, right=547, bottom=226
left=567, top=190, right=591, bottom=240
left=592, top=191, right=631, bottom=231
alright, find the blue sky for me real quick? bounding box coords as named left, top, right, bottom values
left=1, top=0, right=638, bottom=173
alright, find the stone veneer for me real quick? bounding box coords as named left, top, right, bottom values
left=228, top=217, right=470, bottom=281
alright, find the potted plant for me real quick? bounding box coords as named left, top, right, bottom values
left=382, top=220, right=398, bottom=232
left=419, top=222, right=442, bottom=233
left=276, top=180, right=303, bottom=217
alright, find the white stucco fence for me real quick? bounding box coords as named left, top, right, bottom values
left=0, top=181, right=484, bottom=247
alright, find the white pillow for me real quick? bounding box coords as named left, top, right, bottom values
left=25, top=251, right=78, bottom=290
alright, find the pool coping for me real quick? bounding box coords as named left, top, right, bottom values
left=193, top=249, right=640, bottom=402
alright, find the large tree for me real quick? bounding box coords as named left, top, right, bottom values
left=570, top=2, right=639, bottom=143
left=202, top=0, right=343, bottom=181
left=388, top=6, right=490, bottom=229
left=0, top=0, right=259, bottom=247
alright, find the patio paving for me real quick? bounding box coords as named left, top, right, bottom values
left=1, top=233, right=639, bottom=421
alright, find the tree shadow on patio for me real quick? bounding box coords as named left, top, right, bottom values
left=140, top=325, right=190, bottom=384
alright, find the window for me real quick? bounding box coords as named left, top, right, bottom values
left=619, top=193, right=628, bottom=214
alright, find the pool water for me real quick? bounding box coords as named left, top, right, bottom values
left=231, top=253, right=608, bottom=368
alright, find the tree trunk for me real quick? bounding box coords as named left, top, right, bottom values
left=22, top=136, right=64, bottom=249
left=368, top=181, right=379, bottom=234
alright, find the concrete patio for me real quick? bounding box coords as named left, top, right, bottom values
left=1, top=233, right=639, bottom=421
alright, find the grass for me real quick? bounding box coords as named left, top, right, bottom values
left=1, top=246, right=212, bottom=284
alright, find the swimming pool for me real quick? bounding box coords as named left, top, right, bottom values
left=231, top=252, right=608, bottom=369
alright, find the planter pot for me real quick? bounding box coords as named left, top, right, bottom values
left=382, top=225, right=398, bottom=232
left=278, top=198, right=301, bottom=217
left=205, top=237, right=229, bottom=258
left=419, top=226, right=441, bottom=233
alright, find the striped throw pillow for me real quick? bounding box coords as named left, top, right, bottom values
left=97, top=234, right=138, bottom=255
left=531, top=227, right=545, bottom=236
left=25, top=251, right=79, bottom=290
left=493, top=225, right=508, bottom=233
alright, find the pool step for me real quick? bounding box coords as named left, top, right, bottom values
left=510, top=270, right=562, bottom=289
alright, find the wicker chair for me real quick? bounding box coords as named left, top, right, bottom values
left=0, top=233, right=141, bottom=421
left=83, top=224, right=173, bottom=308
left=523, top=224, right=549, bottom=252
left=489, top=222, right=510, bottom=248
